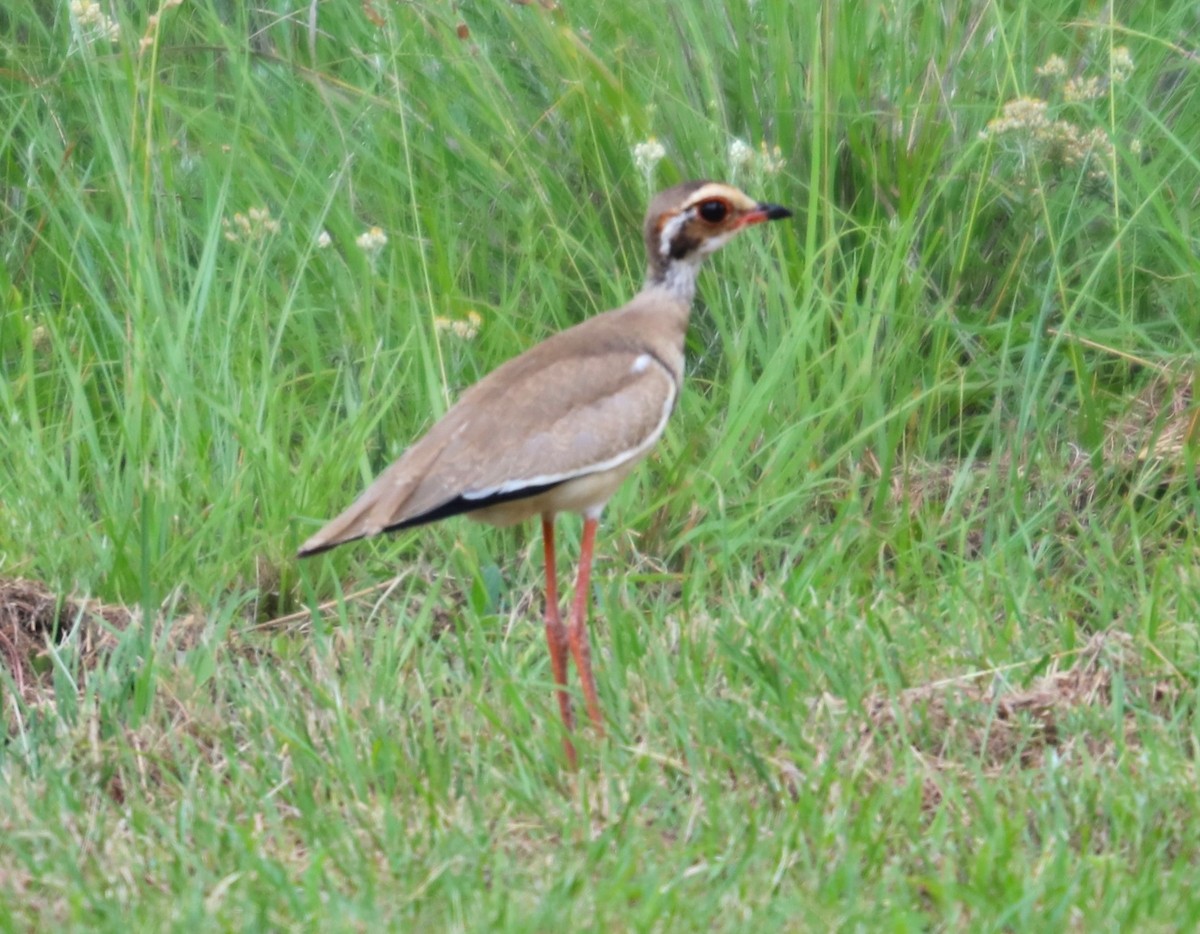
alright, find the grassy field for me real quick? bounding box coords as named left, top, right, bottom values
left=3, top=0, right=1200, bottom=928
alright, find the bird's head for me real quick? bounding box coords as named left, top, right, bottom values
left=643, top=180, right=791, bottom=296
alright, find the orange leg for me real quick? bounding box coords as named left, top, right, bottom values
left=541, top=514, right=576, bottom=768
left=568, top=514, right=605, bottom=734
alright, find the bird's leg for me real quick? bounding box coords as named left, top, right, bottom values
left=568, top=513, right=605, bottom=734
left=541, top=514, right=576, bottom=767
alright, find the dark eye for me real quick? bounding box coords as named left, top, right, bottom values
left=697, top=199, right=729, bottom=223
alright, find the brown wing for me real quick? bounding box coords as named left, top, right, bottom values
left=297, top=348, right=676, bottom=555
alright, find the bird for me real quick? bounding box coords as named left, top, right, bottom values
left=299, top=180, right=791, bottom=768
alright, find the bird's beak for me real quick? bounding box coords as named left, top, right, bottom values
left=736, top=202, right=794, bottom=228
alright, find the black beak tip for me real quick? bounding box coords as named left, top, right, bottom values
left=759, top=203, right=793, bottom=221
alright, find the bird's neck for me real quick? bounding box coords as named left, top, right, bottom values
left=645, top=255, right=704, bottom=306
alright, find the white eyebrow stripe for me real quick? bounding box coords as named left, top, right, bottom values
left=686, top=182, right=744, bottom=206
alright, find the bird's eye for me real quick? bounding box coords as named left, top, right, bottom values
left=697, top=199, right=729, bottom=223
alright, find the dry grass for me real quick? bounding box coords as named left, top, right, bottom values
left=811, top=630, right=1179, bottom=811
left=0, top=577, right=133, bottom=706
left=1106, top=360, right=1198, bottom=469
left=0, top=561, right=467, bottom=719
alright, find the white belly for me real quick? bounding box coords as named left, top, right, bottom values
left=466, top=455, right=646, bottom=526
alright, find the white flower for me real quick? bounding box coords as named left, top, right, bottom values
left=434, top=311, right=482, bottom=341
left=728, top=138, right=754, bottom=169
left=315, top=230, right=332, bottom=249
left=246, top=206, right=280, bottom=233
left=69, top=0, right=120, bottom=46
left=222, top=206, right=280, bottom=244
left=728, top=137, right=786, bottom=176
left=758, top=141, right=786, bottom=175
left=632, top=138, right=666, bottom=179
left=1110, top=46, right=1134, bottom=83
left=355, top=226, right=388, bottom=257
left=981, top=97, right=1050, bottom=137
left=453, top=311, right=482, bottom=340
left=1036, top=55, right=1068, bottom=78
left=1064, top=75, right=1104, bottom=102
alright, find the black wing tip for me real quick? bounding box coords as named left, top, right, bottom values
left=295, top=479, right=567, bottom=558
left=295, top=513, right=427, bottom=560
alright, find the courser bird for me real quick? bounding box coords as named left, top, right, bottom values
left=299, top=180, right=791, bottom=768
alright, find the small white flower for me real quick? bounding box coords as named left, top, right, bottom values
left=758, top=141, right=786, bottom=175
left=728, top=138, right=787, bottom=176
left=1064, top=75, right=1104, bottom=102
left=434, top=311, right=482, bottom=341
left=1110, top=46, right=1134, bottom=83
left=356, top=226, right=388, bottom=257
left=260, top=211, right=280, bottom=234
left=452, top=311, right=482, bottom=340
left=69, top=0, right=120, bottom=47
left=1035, top=55, right=1068, bottom=78
left=222, top=206, right=280, bottom=243
left=632, top=138, right=666, bottom=179
left=981, top=97, right=1050, bottom=137
left=728, top=138, right=754, bottom=169
left=315, top=230, right=332, bottom=249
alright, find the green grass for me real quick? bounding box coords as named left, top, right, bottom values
left=3, top=0, right=1200, bottom=928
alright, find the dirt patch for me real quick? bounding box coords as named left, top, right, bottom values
left=1105, top=359, right=1198, bottom=470
left=0, top=566, right=464, bottom=718
left=0, top=577, right=134, bottom=705
left=811, top=630, right=1177, bottom=809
